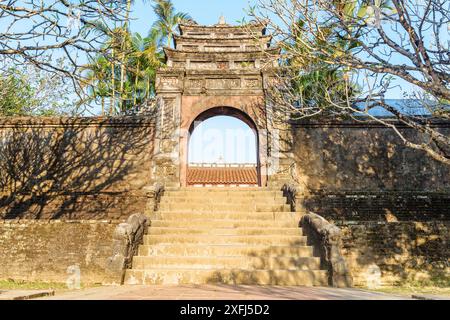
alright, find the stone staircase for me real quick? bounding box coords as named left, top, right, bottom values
left=124, top=188, right=328, bottom=286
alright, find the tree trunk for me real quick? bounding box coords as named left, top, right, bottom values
left=168, top=31, right=172, bottom=48
left=134, top=59, right=140, bottom=106
left=111, top=48, right=116, bottom=116
left=119, top=0, right=133, bottom=113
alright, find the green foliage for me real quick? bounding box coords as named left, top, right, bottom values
left=293, top=67, right=354, bottom=110
left=0, top=60, right=76, bottom=117
left=281, top=1, right=394, bottom=112
left=82, top=0, right=189, bottom=115
left=0, top=71, right=36, bottom=116
left=282, top=17, right=359, bottom=112
left=83, top=27, right=164, bottom=115
left=151, top=0, right=192, bottom=47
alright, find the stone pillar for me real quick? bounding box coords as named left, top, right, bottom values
left=152, top=72, right=183, bottom=187
left=264, top=75, right=296, bottom=188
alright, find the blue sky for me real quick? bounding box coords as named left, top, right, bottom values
left=188, top=116, right=257, bottom=164
left=129, top=0, right=255, bottom=35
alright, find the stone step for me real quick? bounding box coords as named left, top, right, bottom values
left=160, top=197, right=288, bottom=205
left=158, top=203, right=291, bottom=212
left=151, top=211, right=296, bottom=221
left=166, top=187, right=276, bottom=191
left=132, top=256, right=321, bottom=270
left=147, top=227, right=302, bottom=236
left=150, top=219, right=299, bottom=228
left=143, top=234, right=307, bottom=246
left=162, top=191, right=285, bottom=198
left=164, top=190, right=284, bottom=198
left=124, top=269, right=328, bottom=286
left=138, top=244, right=314, bottom=257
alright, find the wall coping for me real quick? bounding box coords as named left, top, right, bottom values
left=335, top=221, right=450, bottom=226
left=0, top=190, right=148, bottom=196
left=0, top=219, right=123, bottom=225
left=2, top=116, right=448, bottom=129
left=292, top=118, right=450, bottom=128
left=304, top=190, right=450, bottom=196
left=0, top=116, right=155, bottom=128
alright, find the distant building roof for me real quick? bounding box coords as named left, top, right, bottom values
left=187, top=165, right=258, bottom=186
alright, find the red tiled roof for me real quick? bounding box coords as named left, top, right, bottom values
left=187, top=166, right=258, bottom=186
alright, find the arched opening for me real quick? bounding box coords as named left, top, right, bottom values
left=186, top=107, right=261, bottom=187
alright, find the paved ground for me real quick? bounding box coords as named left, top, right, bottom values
left=36, top=285, right=414, bottom=300
left=412, top=294, right=450, bottom=300
left=0, top=290, right=54, bottom=300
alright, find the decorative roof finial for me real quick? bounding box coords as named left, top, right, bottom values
left=218, top=15, right=226, bottom=25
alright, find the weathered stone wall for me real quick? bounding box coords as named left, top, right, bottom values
left=293, top=120, right=450, bottom=221
left=337, top=221, right=449, bottom=287
left=292, top=120, right=450, bottom=192
left=291, top=120, right=450, bottom=287
left=0, top=219, right=121, bottom=285
left=0, top=116, right=155, bottom=220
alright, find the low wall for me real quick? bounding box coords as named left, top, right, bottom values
left=301, top=191, right=450, bottom=222
left=0, top=219, right=121, bottom=285
left=0, top=192, right=148, bottom=220
left=338, top=221, right=450, bottom=287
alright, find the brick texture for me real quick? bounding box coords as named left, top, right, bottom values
left=301, top=192, right=450, bottom=222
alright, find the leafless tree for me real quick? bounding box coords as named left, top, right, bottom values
left=250, top=0, right=450, bottom=165
left=0, top=0, right=129, bottom=114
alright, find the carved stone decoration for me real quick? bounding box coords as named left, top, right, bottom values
left=229, top=79, right=241, bottom=88
left=207, top=78, right=241, bottom=89
left=161, top=98, right=175, bottom=139
left=106, top=213, right=149, bottom=284
left=299, top=212, right=354, bottom=288
left=161, top=77, right=179, bottom=87
left=190, top=62, right=215, bottom=70
left=188, top=79, right=204, bottom=88
left=154, top=20, right=282, bottom=188
left=244, top=78, right=260, bottom=88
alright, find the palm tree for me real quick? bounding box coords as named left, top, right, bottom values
left=81, top=0, right=190, bottom=114
left=82, top=56, right=111, bottom=115
left=118, top=0, right=136, bottom=112
left=151, top=0, right=192, bottom=48
left=283, top=19, right=357, bottom=112
left=130, top=29, right=163, bottom=105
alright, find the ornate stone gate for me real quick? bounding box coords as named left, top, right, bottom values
left=151, top=18, right=294, bottom=188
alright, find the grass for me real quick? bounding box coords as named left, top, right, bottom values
left=364, top=276, right=450, bottom=297
left=0, top=279, right=101, bottom=291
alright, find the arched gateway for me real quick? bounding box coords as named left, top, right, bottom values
left=151, top=19, right=292, bottom=188
left=186, top=107, right=261, bottom=187
left=124, top=19, right=345, bottom=287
